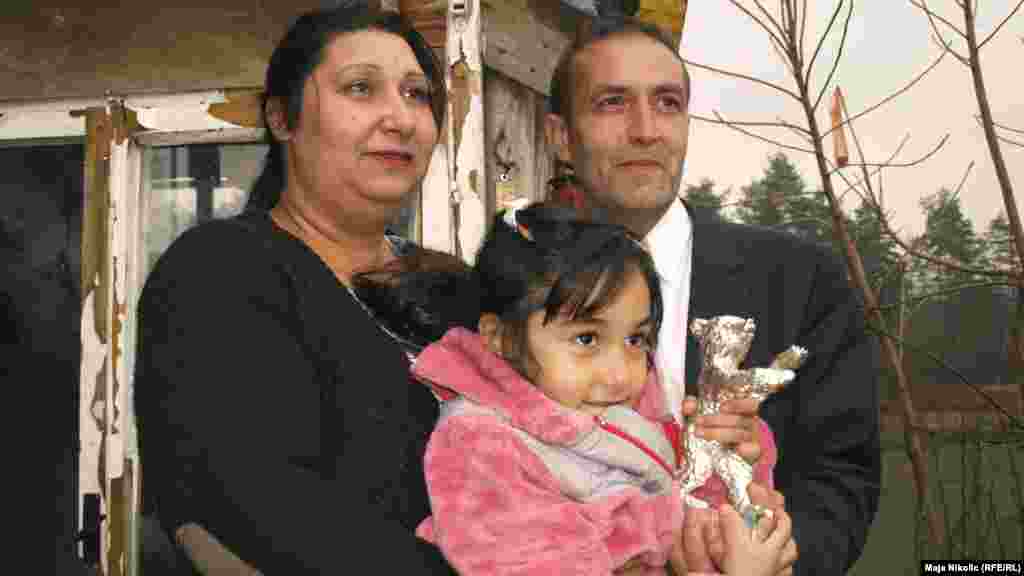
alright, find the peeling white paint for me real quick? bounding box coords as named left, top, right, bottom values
left=0, top=97, right=101, bottom=139
left=124, top=90, right=240, bottom=132
left=79, top=286, right=106, bottom=561
left=447, top=0, right=487, bottom=263
left=422, top=143, right=454, bottom=253
left=107, top=135, right=131, bottom=483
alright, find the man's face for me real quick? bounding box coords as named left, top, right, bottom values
left=546, top=33, right=690, bottom=235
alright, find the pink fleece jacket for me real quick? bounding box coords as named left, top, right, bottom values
left=412, top=327, right=776, bottom=576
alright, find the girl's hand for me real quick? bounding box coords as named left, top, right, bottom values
left=747, top=483, right=797, bottom=575
left=613, top=555, right=648, bottom=575
left=718, top=504, right=794, bottom=576
left=681, top=506, right=723, bottom=572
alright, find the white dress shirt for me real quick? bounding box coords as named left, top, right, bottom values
left=644, top=199, right=693, bottom=424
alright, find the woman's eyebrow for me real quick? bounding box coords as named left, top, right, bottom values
left=335, top=63, right=428, bottom=81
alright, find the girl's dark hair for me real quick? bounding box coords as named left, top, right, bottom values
left=353, top=202, right=664, bottom=362
left=246, top=1, right=446, bottom=212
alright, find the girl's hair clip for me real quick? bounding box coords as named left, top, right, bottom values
left=502, top=207, right=533, bottom=241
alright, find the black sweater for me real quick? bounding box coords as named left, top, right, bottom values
left=135, top=211, right=455, bottom=574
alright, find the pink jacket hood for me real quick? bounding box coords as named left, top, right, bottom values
left=411, top=327, right=675, bottom=447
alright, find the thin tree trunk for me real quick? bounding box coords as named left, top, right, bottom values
left=961, top=1, right=1024, bottom=406
left=793, top=70, right=944, bottom=547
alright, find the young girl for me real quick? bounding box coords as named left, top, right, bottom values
left=354, top=202, right=791, bottom=576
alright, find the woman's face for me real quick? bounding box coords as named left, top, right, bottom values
left=275, top=30, right=439, bottom=227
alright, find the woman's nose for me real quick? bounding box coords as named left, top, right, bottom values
left=381, top=88, right=416, bottom=136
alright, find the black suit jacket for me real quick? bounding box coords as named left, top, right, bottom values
left=682, top=203, right=881, bottom=575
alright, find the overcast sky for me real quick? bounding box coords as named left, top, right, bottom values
left=679, top=0, right=1023, bottom=239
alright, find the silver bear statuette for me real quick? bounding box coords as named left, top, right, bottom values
left=681, top=316, right=807, bottom=528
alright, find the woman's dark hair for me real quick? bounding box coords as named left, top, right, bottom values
left=353, top=202, right=664, bottom=366
left=246, top=1, right=446, bottom=212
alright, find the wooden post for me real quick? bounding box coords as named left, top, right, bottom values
left=444, top=0, right=487, bottom=262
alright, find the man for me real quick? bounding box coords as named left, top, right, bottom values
left=544, top=16, right=881, bottom=575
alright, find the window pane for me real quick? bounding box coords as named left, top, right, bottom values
left=142, top=142, right=423, bottom=275
left=142, top=143, right=266, bottom=274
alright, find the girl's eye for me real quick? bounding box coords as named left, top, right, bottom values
left=404, top=85, right=433, bottom=104
left=574, top=332, right=598, bottom=347
left=627, top=334, right=652, bottom=349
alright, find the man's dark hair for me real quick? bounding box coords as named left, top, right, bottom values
left=549, top=15, right=690, bottom=124
left=247, top=1, right=446, bottom=212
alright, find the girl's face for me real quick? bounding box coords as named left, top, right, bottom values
left=486, top=266, right=655, bottom=416
left=271, top=30, right=439, bottom=226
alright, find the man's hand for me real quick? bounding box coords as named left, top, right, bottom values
left=682, top=396, right=762, bottom=464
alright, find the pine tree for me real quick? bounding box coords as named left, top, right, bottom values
left=735, top=153, right=834, bottom=244
left=683, top=178, right=728, bottom=218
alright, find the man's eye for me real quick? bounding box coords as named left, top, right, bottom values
left=574, top=333, right=598, bottom=346
left=656, top=95, right=683, bottom=112
left=596, top=95, right=626, bottom=109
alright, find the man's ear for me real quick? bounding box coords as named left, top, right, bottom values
left=477, top=313, right=506, bottom=355
left=544, top=113, right=573, bottom=165
left=264, top=97, right=292, bottom=142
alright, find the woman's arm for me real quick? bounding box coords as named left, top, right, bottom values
left=135, top=225, right=452, bottom=574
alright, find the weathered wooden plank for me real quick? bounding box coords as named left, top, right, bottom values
left=485, top=69, right=536, bottom=213
left=481, top=0, right=570, bottom=97
left=446, top=0, right=487, bottom=262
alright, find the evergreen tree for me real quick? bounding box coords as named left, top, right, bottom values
left=735, top=152, right=834, bottom=244
left=984, top=212, right=1019, bottom=272
left=683, top=178, right=728, bottom=218
left=917, top=188, right=985, bottom=290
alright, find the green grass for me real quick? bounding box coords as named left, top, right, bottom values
left=849, top=429, right=1023, bottom=575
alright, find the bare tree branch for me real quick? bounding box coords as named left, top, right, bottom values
left=929, top=31, right=971, bottom=65
left=831, top=133, right=911, bottom=204
left=865, top=323, right=1024, bottom=430
left=874, top=203, right=1007, bottom=279
left=799, top=0, right=809, bottom=61
left=781, top=0, right=795, bottom=42
left=996, top=134, right=1024, bottom=149
left=988, top=118, right=1024, bottom=136
left=820, top=47, right=948, bottom=140
left=692, top=112, right=813, bottom=136
left=911, top=0, right=971, bottom=64
left=877, top=281, right=1020, bottom=311
left=706, top=110, right=817, bottom=154
left=727, top=0, right=793, bottom=64
left=750, top=0, right=789, bottom=40
left=681, top=58, right=804, bottom=102
left=828, top=134, right=949, bottom=176
left=910, top=0, right=968, bottom=39
left=777, top=115, right=816, bottom=143
left=813, top=1, right=855, bottom=113
left=979, top=0, right=1024, bottom=49
left=805, top=0, right=846, bottom=89
left=952, top=160, right=975, bottom=198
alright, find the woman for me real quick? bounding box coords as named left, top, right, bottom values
left=135, top=4, right=456, bottom=573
